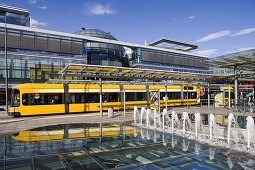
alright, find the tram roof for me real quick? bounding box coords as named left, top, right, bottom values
left=209, top=48, right=255, bottom=71
left=58, top=64, right=232, bottom=83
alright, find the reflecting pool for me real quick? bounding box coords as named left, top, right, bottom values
left=0, top=123, right=243, bottom=169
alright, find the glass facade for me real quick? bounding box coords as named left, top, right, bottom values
left=0, top=12, right=29, bottom=26
left=132, top=48, right=209, bottom=74
left=0, top=26, right=87, bottom=84
left=75, top=29, right=129, bottom=67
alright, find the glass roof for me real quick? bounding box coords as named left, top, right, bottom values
left=209, top=48, right=255, bottom=71
left=75, top=28, right=117, bottom=40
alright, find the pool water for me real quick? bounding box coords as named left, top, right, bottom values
left=0, top=123, right=243, bottom=170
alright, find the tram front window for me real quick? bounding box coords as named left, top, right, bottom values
left=11, top=89, right=20, bottom=107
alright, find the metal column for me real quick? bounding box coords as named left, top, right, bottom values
left=99, top=78, right=103, bottom=117
left=158, top=90, right=160, bottom=113
left=234, top=66, right=238, bottom=106
left=124, top=90, right=126, bottom=117
left=228, top=85, right=231, bottom=108
left=181, top=84, right=184, bottom=104
left=208, top=83, right=210, bottom=107
left=186, top=85, right=189, bottom=108
left=5, top=12, right=8, bottom=114
left=165, top=80, right=167, bottom=111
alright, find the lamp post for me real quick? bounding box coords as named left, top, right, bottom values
left=4, top=12, right=8, bottom=113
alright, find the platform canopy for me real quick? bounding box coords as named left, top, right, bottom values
left=209, top=48, right=255, bottom=71
left=58, top=64, right=231, bottom=83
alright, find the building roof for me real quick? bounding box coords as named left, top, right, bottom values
left=209, top=48, right=255, bottom=71
left=148, top=37, right=198, bottom=51
left=75, top=28, right=117, bottom=40
left=0, top=4, right=29, bottom=16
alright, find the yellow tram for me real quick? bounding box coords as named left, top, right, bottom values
left=9, top=83, right=200, bottom=116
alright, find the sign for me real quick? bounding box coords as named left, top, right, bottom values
left=200, top=86, right=205, bottom=96
left=0, top=84, right=19, bottom=89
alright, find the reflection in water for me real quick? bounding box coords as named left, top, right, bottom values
left=182, top=138, right=190, bottom=152
left=228, top=157, right=234, bottom=169
left=0, top=123, right=244, bottom=170
left=209, top=147, right=215, bottom=160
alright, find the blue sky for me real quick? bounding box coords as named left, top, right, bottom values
left=1, top=0, right=255, bottom=57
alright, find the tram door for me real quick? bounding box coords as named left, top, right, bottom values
left=149, top=90, right=160, bottom=111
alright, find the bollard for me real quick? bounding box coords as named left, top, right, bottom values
left=108, top=107, right=114, bottom=118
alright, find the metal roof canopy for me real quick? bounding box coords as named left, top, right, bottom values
left=209, top=48, right=255, bottom=71
left=58, top=64, right=231, bottom=83
left=148, top=38, right=198, bottom=51
left=0, top=4, right=29, bottom=16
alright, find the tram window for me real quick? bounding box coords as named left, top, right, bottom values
left=70, top=94, right=75, bottom=104
left=126, top=92, right=135, bottom=101
left=137, top=92, right=146, bottom=101
left=11, top=89, right=20, bottom=107
left=108, top=93, right=119, bottom=102
left=167, top=92, right=173, bottom=100
left=85, top=93, right=99, bottom=103
left=22, top=94, right=28, bottom=105
left=126, top=92, right=146, bottom=101
left=168, top=92, right=181, bottom=100
left=175, top=92, right=181, bottom=99
left=31, top=93, right=47, bottom=105
left=184, top=92, right=197, bottom=99
left=75, top=93, right=85, bottom=103
left=190, top=92, right=197, bottom=99
left=48, top=93, right=63, bottom=104
left=184, top=86, right=193, bottom=90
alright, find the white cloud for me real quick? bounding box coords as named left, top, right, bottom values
left=28, top=0, right=36, bottom=4
left=30, top=17, right=47, bottom=28
left=196, top=30, right=231, bottom=43
left=188, top=16, right=195, bottom=19
left=194, top=49, right=218, bottom=56
left=38, top=6, right=47, bottom=10
left=86, top=3, right=114, bottom=15
left=237, top=47, right=255, bottom=51
left=232, top=28, right=255, bottom=36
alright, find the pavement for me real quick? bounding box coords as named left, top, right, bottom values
left=0, top=108, right=134, bottom=137
left=0, top=105, right=254, bottom=137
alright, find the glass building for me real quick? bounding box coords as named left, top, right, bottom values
left=0, top=4, right=209, bottom=104
left=75, top=28, right=128, bottom=67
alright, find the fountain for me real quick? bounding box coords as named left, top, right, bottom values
left=141, top=128, right=145, bottom=139
left=146, top=129, right=151, bottom=140
left=194, top=113, right=202, bottom=139
left=171, top=111, right=180, bottom=132
left=246, top=116, right=255, bottom=150
left=227, top=157, right=234, bottom=169
left=209, top=114, right=216, bottom=140
left=157, top=113, right=162, bottom=130
left=140, top=107, right=146, bottom=126
left=162, top=109, right=166, bottom=130
left=171, top=135, right=176, bottom=148
left=146, top=109, right=151, bottom=128
left=132, top=106, right=255, bottom=157
left=209, top=147, right=215, bottom=160
left=154, top=109, right=157, bottom=129
left=182, top=138, right=189, bottom=152
left=163, top=133, right=167, bottom=146
left=182, top=112, right=191, bottom=135
left=133, top=127, right=137, bottom=137
left=227, top=113, right=236, bottom=146
left=134, top=106, right=138, bottom=125
left=194, top=142, right=200, bottom=155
